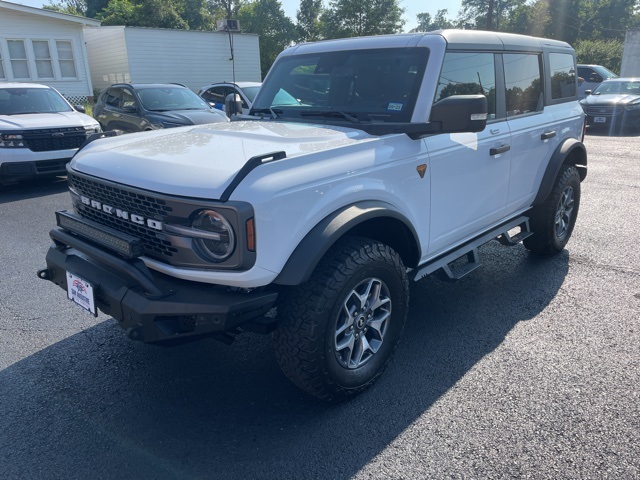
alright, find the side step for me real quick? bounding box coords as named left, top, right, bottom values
left=410, top=216, right=531, bottom=283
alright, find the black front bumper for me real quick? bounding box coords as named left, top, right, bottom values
left=40, top=228, right=278, bottom=344
left=1, top=158, right=71, bottom=183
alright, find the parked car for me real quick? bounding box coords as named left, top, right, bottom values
left=198, top=81, right=300, bottom=115
left=580, top=77, right=640, bottom=132
left=0, top=82, right=101, bottom=186
left=93, top=83, right=228, bottom=133
left=198, top=82, right=261, bottom=115
left=577, top=64, right=618, bottom=98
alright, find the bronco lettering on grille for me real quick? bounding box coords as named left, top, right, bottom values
left=80, top=195, right=163, bottom=231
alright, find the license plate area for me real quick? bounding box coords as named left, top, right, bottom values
left=66, top=271, right=97, bottom=316
left=594, top=116, right=607, bottom=123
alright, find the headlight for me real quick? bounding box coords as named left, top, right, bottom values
left=0, top=133, right=25, bottom=148
left=158, top=121, right=186, bottom=129
left=84, top=124, right=102, bottom=134
left=625, top=101, right=640, bottom=111
left=191, top=210, right=236, bottom=262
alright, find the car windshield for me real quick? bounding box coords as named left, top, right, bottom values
left=137, top=87, right=210, bottom=111
left=241, top=86, right=261, bottom=103
left=592, top=65, right=618, bottom=80
left=0, top=87, right=73, bottom=115
left=251, top=47, right=429, bottom=123
left=592, top=81, right=640, bottom=95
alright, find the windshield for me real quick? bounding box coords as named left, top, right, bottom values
left=251, top=47, right=429, bottom=123
left=137, top=87, right=210, bottom=111
left=0, top=87, right=73, bottom=115
left=593, top=81, right=640, bottom=95
left=592, top=65, right=618, bottom=80
left=242, top=86, right=261, bottom=103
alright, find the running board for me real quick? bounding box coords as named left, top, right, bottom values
left=410, top=216, right=530, bottom=282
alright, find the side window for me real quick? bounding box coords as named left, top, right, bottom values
left=121, top=89, right=136, bottom=110
left=549, top=53, right=576, bottom=100
left=504, top=53, right=543, bottom=117
left=436, top=52, right=496, bottom=118
left=105, top=88, right=122, bottom=108
left=204, top=87, right=228, bottom=106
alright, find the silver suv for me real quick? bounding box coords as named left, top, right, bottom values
left=0, top=83, right=101, bottom=185
left=40, top=31, right=586, bottom=401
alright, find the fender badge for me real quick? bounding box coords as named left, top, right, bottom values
left=416, top=164, right=427, bottom=178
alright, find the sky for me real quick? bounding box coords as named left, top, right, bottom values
left=11, top=0, right=463, bottom=32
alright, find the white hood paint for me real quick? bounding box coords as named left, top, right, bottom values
left=71, top=121, right=379, bottom=199
left=0, top=111, right=99, bottom=130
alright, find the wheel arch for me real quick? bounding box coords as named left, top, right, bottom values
left=273, top=201, right=421, bottom=286
left=532, top=138, right=587, bottom=207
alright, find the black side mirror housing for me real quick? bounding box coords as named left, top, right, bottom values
left=74, top=105, right=86, bottom=113
left=225, top=93, right=243, bottom=117
left=430, top=95, right=488, bottom=133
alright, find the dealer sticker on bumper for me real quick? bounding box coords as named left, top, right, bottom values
left=66, top=272, right=97, bottom=316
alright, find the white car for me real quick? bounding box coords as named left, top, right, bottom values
left=198, top=81, right=262, bottom=115
left=41, top=31, right=587, bottom=402
left=0, top=83, right=101, bottom=185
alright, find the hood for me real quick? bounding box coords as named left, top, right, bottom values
left=581, top=94, right=640, bottom=106
left=0, top=111, right=98, bottom=130
left=152, top=109, right=229, bottom=125
left=71, top=121, right=376, bottom=199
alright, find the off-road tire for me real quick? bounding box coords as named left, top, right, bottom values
left=273, top=237, right=409, bottom=402
left=524, top=164, right=581, bottom=255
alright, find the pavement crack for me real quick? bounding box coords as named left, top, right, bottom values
left=569, top=255, right=640, bottom=276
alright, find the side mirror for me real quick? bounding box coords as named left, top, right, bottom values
left=430, top=95, right=488, bottom=133
left=122, top=105, right=137, bottom=114
left=74, top=105, right=86, bottom=113
left=225, top=93, right=243, bottom=117
left=584, top=90, right=592, bottom=95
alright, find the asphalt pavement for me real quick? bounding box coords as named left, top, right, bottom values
left=0, top=131, right=638, bottom=479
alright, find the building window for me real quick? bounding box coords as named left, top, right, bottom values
left=33, top=40, right=54, bottom=79
left=0, top=49, right=5, bottom=79
left=7, top=40, right=30, bottom=79
left=56, top=40, right=77, bottom=78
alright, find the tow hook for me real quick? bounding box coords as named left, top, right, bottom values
left=37, top=268, right=53, bottom=281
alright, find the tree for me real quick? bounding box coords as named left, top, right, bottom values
left=410, top=9, right=454, bottom=32
left=238, top=0, right=296, bottom=77
left=96, top=0, right=137, bottom=25
left=575, top=38, right=624, bottom=72
left=321, top=0, right=404, bottom=39
left=209, top=0, right=244, bottom=19
left=296, top=0, right=324, bottom=42
left=459, top=0, right=527, bottom=31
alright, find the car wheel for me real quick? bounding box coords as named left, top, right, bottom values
left=273, top=237, right=409, bottom=402
left=524, top=164, right=581, bottom=255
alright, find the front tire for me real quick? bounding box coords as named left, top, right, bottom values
left=273, top=237, right=409, bottom=402
left=524, top=164, right=581, bottom=255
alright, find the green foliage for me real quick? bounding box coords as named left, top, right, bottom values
left=321, top=0, right=405, bottom=39
left=410, top=9, right=455, bottom=32
left=296, top=0, right=324, bottom=42
left=238, top=0, right=296, bottom=77
left=574, top=39, right=624, bottom=73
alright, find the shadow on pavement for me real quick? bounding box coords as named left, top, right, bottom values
left=0, top=242, right=569, bottom=480
left=0, top=176, right=68, bottom=204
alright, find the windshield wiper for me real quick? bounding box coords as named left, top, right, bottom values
left=250, top=108, right=283, bottom=118
left=299, top=110, right=361, bottom=124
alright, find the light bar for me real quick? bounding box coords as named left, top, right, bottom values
left=56, top=210, right=143, bottom=259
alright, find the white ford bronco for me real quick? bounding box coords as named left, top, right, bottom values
left=39, top=30, right=587, bottom=401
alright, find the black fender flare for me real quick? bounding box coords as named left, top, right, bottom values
left=274, top=201, right=421, bottom=286
left=533, top=138, right=587, bottom=207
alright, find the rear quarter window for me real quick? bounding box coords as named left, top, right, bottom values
left=549, top=53, right=576, bottom=100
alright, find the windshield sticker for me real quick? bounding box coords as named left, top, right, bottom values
left=387, top=102, right=404, bottom=111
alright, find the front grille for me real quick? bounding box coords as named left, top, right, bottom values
left=585, top=106, right=623, bottom=117
left=68, top=173, right=178, bottom=259
left=23, top=127, right=88, bottom=152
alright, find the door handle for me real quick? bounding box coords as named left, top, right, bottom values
left=490, top=145, right=510, bottom=156
left=541, top=130, right=556, bottom=140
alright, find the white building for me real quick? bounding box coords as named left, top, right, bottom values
left=83, top=26, right=261, bottom=93
left=0, top=0, right=100, bottom=104
left=621, top=29, right=640, bottom=77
